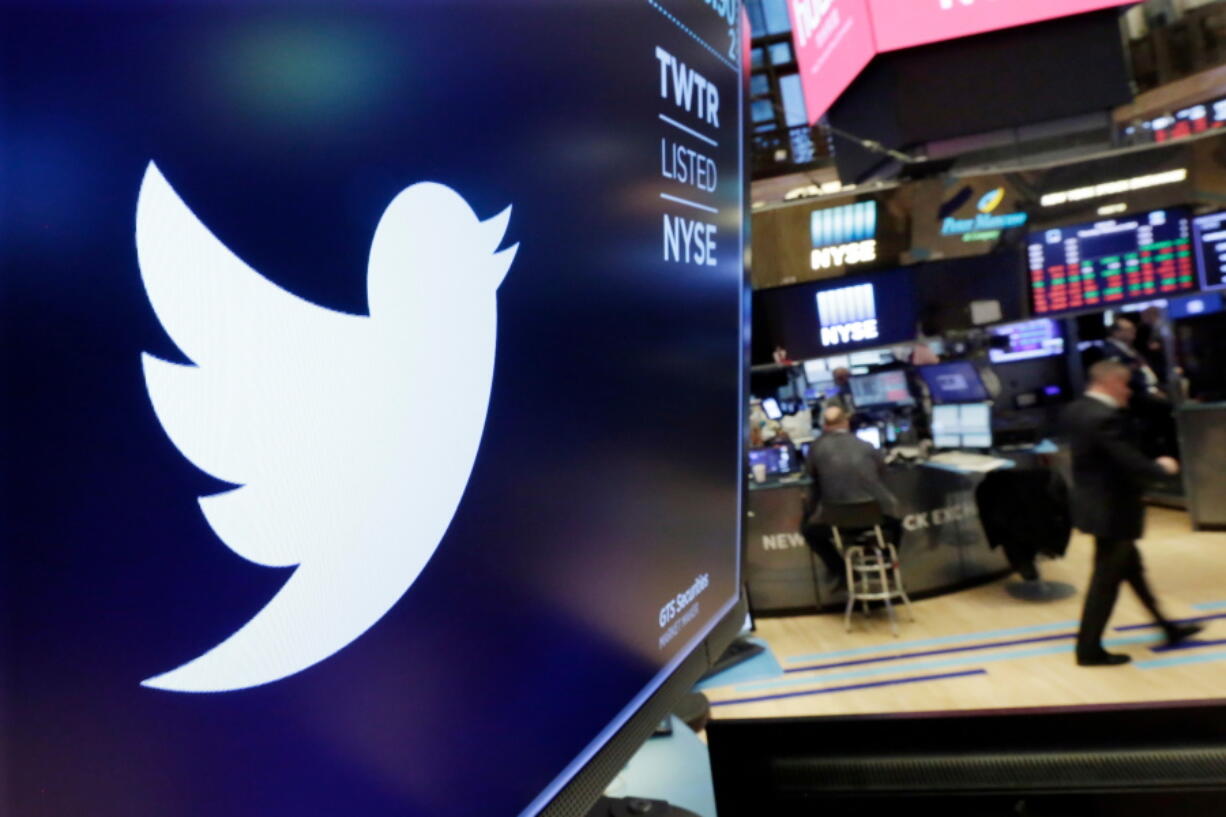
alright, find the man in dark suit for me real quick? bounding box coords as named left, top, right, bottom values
left=801, top=406, right=900, bottom=585
left=1064, top=360, right=1201, bottom=666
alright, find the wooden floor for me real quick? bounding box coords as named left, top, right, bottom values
left=706, top=508, right=1226, bottom=720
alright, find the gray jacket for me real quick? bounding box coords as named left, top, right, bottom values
left=803, top=430, right=899, bottom=520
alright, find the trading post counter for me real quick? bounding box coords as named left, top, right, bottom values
left=746, top=462, right=1013, bottom=614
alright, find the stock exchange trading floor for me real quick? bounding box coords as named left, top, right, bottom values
left=705, top=508, right=1226, bottom=720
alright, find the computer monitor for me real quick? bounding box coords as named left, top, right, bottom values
left=856, top=427, right=883, bottom=449
left=959, top=403, right=993, bottom=449
left=931, top=404, right=962, bottom=449
left=849, top=370, right=915, bottom=408
left=850, top=349, right=893, bottom=367
left=1, top=3, right=747, bottom=815
left=931, top=402, right=994, bottom=449
left=803, top=359, right=834, bottom=386
left=918, top=361, right=990, bottom=404
left=749, top=444, right=799, bottom=475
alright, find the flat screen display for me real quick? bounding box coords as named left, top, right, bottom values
left=919, top=361, right=990, bottom=404
left=1169, top=291, right=1225, bottom=320
left=855, top=427, right=884, bottom=449
left=1027, top=209, right=1197, bottom=316
left=803, top=359, right=835, bottom=386
left=931, top=404, right=962, bottom=449
left=850, top=370, right=914, bottom=408
left=749, top=445, right=799, bottom=475
left=1192, top=210, right=1226, bottom=291
left=988, top=319, right=1066, bottom=364
left=752, top=267, right=919, bottom=363
left=0, top=2, right=746, bottom=815
left=931, top=402, right=993, bottom=449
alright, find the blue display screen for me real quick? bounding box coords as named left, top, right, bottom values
left=919, top=361, right=991, bottom=404
left=0, top=2, right=746, bottom=815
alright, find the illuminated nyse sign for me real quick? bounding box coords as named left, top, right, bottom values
left=810, top=200, right=878, bottom=270
left=817, top=282, right=878, bottom=346
left=940, top=186, right=1028, bottom=242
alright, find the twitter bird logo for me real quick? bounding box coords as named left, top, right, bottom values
left=135, top=161, right=516, bottom=693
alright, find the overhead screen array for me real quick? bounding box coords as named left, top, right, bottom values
left=0, top=1, right=746, bottom=815
left=1026, top=209, right=1197, bottom=316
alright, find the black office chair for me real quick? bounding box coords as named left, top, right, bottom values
left=817, top=500, right=914, bottom=636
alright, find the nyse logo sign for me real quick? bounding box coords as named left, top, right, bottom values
left=811, top=200, right=878, bottom=271
left=817, top=283, right=879, bottom=347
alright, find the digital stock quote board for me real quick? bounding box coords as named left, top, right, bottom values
left=1027, top=209, right=1197, bottom=316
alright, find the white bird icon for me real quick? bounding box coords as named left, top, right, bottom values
left=136, top=161, right=516, bottom=693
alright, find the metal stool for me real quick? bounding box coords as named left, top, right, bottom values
left=819, top=500, right=914, bottom=636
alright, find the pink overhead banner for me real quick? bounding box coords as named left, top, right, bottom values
left=868, top=0, right=1139, bottom=54
left=786, top=0, right=877, bottom=128
left=791, top=0, right=1138, bottom=123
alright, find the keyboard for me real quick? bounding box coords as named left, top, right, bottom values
left=926, top=451, right=1013, bottom=473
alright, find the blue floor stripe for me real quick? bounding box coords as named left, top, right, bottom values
left=712, top=669, right=989, bottom=708
left=1192, top=601, right=1226, bottom=612
left=786, top=632, right=1080, bottom=673
left=1115, top=612, right=1226, bottom=632
left=734, top=634, right=1160, bottom=694
left=784, top=620, right=1080, bottom=664
left=1151, top=638, right=1226, bottom=653
left=1136, top=649, right=1226, bottom=670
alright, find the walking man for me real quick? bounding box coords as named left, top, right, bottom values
left=1064, top=360, right=1201, bottom=666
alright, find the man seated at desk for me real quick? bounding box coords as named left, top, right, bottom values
left=801, top=406, right=902, bottom=587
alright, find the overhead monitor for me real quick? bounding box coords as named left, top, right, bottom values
left=0, top=1, right=748, bottom=815
left=849, top=369, right=914, bottom=408
left=988, top=319, right=1066, bottom=364
left=919, top=361, right=990, bottom=404
left=1169, top=291, right=1225, bottom=320
left=752, top=267, right=919, bottom=363
left=1027, top=209, right=1197, bottom=316
left=1192, top=210, right=1226, bottom=291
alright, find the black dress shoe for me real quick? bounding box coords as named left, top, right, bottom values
left=1077, top=652, right=1132, bottom=667
left=1165, top=623, right=1205, bottom=647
